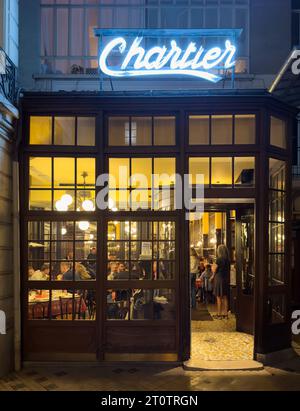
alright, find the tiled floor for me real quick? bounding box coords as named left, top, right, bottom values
left=191, top=304, right=254, bottom=361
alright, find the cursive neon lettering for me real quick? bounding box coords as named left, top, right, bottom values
left=99, top=37, right=237, bottom=82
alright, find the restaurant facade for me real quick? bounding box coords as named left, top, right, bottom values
left=0, top=0, right=299, bottom=376
left=20, top=89, right=295, bottom=363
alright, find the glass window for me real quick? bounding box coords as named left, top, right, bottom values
left=107, top=221, right=176, bottom=281
left=28, top=220, right=97, bottom=282
left=211, top=115, right=233, bottom=145
left=234, top=157, right=255, bottom=187
left=235, top=115, right=256, bottom=144
left=29, top=157, right=96, bottom=211
left=109, top=117, right=129, bottom=146
left=77, top=117, right=96, bottom=146
left=30, top=157, right=52, bottom=189
left=189, top=116, right=210, bottom=145
left=211, top=157, right=233, bottom=187
left=30, top=117, right=52, bottom=145
left=189, top=158, right=209, bottom=186
left=132, top=117, right=152, bottom=146
left=106, top=288, right=175, bottom=321
left=267, top=294, right=285, bottom=324
left=54, top=117, right=76, bottom=145
left=109, top=158, right=175, bottom=211
left=268, top=158, right=286, bottom=286
left=28, top=289, right=95, bottom=321
left=270, top=116, right=286, bottom=149
left=154, top=117, right=176, bottom=145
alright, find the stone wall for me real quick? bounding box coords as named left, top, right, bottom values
left=0, top=110, right=15, bottom=377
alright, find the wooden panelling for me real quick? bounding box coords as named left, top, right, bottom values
left=23, top=324, right=97, bottom=354
left=105, top=325, right=177, bottom=353
left=0, top=249, right=13, bottom=272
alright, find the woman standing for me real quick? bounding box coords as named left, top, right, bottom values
left=190, top=247, right=199, bottom=309
left=212, top=244, right=230, bottom=319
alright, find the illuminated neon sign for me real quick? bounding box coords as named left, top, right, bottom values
left=95, top=30, right=241, bottom=83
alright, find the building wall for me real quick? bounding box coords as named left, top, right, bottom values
left=0, top=0, right=18, bottom=378
left=0, top=112, right=15, bottom=378
left=0, top=0, right=19, bottom=66
left=19, top=0, right=292, bottom=92
left=250, top=0, right=291, bottom=75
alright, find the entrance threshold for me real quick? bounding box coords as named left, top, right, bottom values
left=183, top=359, right=263, bottom=371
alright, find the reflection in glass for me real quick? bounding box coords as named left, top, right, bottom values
left=234, top=157, right=255, bottom=187
left=189, top=115, right=209, bottom=145
left=54, top=117, right=75, bottom=145
left=109, top=117, right=130, bottom=146
left=211, top=115, right=233, bottom=145
left=270, top=116, right=286, bottom=149
left=106, top=289, right=175, bottom=320
left=30, top=116, right=52, bottom=145
left=235, top=115, right=255, bottom=144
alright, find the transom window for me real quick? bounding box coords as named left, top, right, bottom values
left=189, top=156, right=255, bottom=188
left=30, top=116, right=96, bottom=146
left=108, top=116, right=176, bottom=146
left=189, top=114, right=256, bottom=145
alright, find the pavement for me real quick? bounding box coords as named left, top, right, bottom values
left=0, top=360, right=300, bottom=391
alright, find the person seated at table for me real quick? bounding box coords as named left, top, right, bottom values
left=87, top=247, right=97, bottom=262
left=30, top=263, right=50, bottom=281
left=75, top=263, right=91, bottom=280
left=28, top=265, right=35, bottom=280
left=107, top=262, right=119, bottom=280
left=58, top=262, right=80, bottom=281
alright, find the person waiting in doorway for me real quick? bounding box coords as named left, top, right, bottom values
left=211, top=244, right=230, bottom=319
left=190, top=247, right=199, bottom=309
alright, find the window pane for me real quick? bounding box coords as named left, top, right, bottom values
left=56, top=8, right=69, bottom=56
left=131, top=158, right=152, bottom=189
left=235, top=115, right=255, bottom=144
left=54, top=158, right=75, bottom=188
left=70, top=8, right=84, bottom=56
left=269, top=158, right=286, bottom=191
left=154, top=117, right=175, bottom=145
left=77, top=158, right=95, bottom=187
left=154, top=158, right=176, bottom=188
left=54, top=117, right=75, bottom=145
left=30, top=117, right=52, bottom=145
left=107, top=289, right=130, bottom=320
left=270, top=116, right=286, bottom=149
left=77, top=117, right=95, bottom=146
left=28, top=221, right=51, bottom=241
left=54, top=190, right=76, bottom=211
left=189, top=158, right=209, bottom=186
left=211, top=158, right=233, bottom=186
left=211, top=115, right=233, bottom=145
left=109, top=158, right=129, bottom=189
left=29, top=190, right=52, bottom=211
left=267, top=294, right=285, bottom=324
left=189, top=116, right=209, bottom=145
left=109, top=117, right=130, bottom=146
left=30, top=157, right=52, bottom=188
left=132, top=117, right=152, bottom=146
left=28, top=290, right=50, bottom=320
left=28, top=262, right=50, bottom=281
left=234, top=157, right=255, bottom=187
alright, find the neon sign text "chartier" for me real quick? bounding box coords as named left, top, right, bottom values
left=99, top=37, right=237, bottom=82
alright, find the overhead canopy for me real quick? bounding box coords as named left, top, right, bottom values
left=269, top=47, right=300, bottom=108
